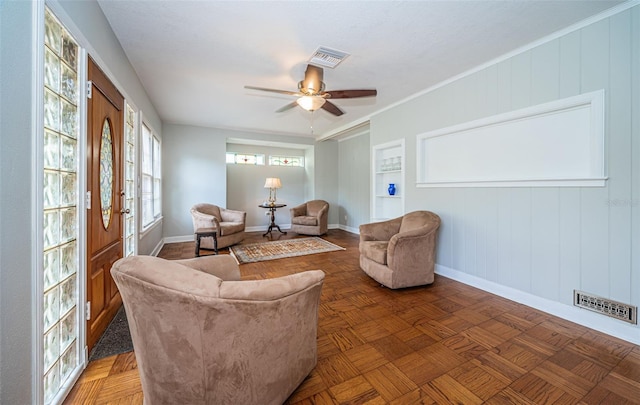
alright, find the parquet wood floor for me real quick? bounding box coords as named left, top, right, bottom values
left=64, top=229, right=640, bottom=404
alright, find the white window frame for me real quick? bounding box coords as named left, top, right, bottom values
left=268, top=155, right=304, bottom=167
left=123, top=102, right=138, bottom=256
left=226, top=152, right=265, bottom=165
left=141, top=121, right=161, bottom=232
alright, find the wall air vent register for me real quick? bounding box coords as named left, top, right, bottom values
left=574, top=290, right=637, bottom=324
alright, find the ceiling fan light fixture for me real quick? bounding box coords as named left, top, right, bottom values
left=296, top=96, right=326, bottom=112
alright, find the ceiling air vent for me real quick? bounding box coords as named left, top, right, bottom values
left=308, top=47, right=350, bottom=69
left=574, top=290, right=637, bottom=324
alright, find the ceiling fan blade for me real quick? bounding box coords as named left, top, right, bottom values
left=325, top=89, right=377, bottom=99
left=300, top=64, right=324, bottom=95
left=244, top=85, right=302, bottom=96
left=321, top=100, right=344, bottom=116
left=276, top=101, right=299, bottom=113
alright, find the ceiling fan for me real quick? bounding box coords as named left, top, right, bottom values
left=244, top=64, right=377, bottom=116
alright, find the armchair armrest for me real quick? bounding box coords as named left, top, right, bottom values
left=173, top=255, right=241, bottom=281
left=387, top=225, right=439, bottom=269
left=290, top=204, right=307, bottom=217
left=191, top=210, right=221, bottom=231
left=359, top=217, right=402, bottom=242
left=220, top=270, right=325, bottom=300
left=220, top=208, right=246, bottom=223
left=316, top=204, right=328, bottom=219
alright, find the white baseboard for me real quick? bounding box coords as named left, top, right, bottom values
left=149, top=239, right=165, bottom=257
left=338, top=224, right=359, bottom=234
left=163, top=235, right=195, bottom=244
left=165, top=224, right=343, bottom=241
left=436, top=264, right=640, bottom=345
left=245, top=224, right=292, bottom=233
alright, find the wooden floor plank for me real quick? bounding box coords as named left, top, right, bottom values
left=63, top=229, right=640, bottom=405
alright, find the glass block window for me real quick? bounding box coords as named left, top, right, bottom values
left=226, top=152, right=265, bottom=165
left=124, top=104, right=136, bottom=256
left=43, top=8, right=80, bottom=404
left=269, top=155, right=304, bottom=167
left=141, top=123, right=161, bottom=229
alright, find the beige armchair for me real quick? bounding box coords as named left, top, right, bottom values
left=190, top=203, right=246, bottom=250
left=359, top=211, right=440, bottom=289
left=290, top=200, right=329, bottom=236
left=111, top=254, right=325, bottom=405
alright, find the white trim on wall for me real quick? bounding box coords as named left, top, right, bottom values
left=338, top=224, right=360, bottom=235
left=32, top=3, right=45, bottom=403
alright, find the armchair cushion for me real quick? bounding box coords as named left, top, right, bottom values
left=360, top=241, right=389, bottom=265
left=111, top=255, right=325, bottom=405
left=292, top=216, right=318, bottom=226
left=219, top=221, right=244, bottom=236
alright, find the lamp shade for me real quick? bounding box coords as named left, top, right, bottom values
left=296, top=96, right=326, bottom=112
left=264, top=177, right=282, bottom=189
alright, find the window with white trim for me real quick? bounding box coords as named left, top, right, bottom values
left=124, top=103, right=136, bottom=256
left=226, top=152, right=265, bottom=165
left=141, top=123, right=161, bottom=229
left=269, top=155, right=304, bottom=167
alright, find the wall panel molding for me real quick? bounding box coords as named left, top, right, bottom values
left=417, top=90, right=606, bottom=187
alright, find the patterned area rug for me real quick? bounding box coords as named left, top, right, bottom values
left=230, top=237, right=345, bottom=264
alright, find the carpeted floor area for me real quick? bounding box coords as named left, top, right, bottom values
left=88, top=305, right=133, bottom=361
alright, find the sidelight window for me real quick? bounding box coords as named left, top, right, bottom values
left=42, top=8, right=81, bottom=404
left=141, top=122, right=161, bottom=229
left=124, top=104, right=136, bottom=255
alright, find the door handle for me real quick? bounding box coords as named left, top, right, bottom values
left=120, top=208, right=131, bottom=215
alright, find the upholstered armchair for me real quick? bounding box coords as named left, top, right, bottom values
left=359, top=211, right=440, bottom=289
left=290, top=200, right=329, bottom=236
left=111, top=254, right=325, bottom=405
left=190, top=203, right=246, bottom=249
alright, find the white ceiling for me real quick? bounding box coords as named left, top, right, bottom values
left=97, top=0, right=624, bottom=140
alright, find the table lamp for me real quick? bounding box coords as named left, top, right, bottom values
left=264, top=177, right=282, bottom=206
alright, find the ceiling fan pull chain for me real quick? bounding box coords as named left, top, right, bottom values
left=310, top=111, right=315, bottom=135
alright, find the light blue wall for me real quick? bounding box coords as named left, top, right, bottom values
left=313, top=140, right=340, bottom=225
left=1, top=2, right=36, bottom=403
left=226, top=143, right=308, bottom=230
left=162, top=124, right=228, bottom=238
left=161, top=125, right=315, bottom=238
left=338, top=134, right=370, bottom=231
left=371, top=6, right=640, bottom=339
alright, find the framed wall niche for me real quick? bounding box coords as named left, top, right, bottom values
left=417, top=90, right=606, bottom=188
left=372, top=139, right=405, bottom=221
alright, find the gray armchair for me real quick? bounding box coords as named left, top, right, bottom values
left=290, top=200, right=329, bottom=236
left=111, top=254, right=325, bottom=405
left=359, top=211, right=440, bottom=289
left=190, top=203, right=246, bottom=249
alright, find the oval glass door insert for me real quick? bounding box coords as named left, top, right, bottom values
left=99, top=118, right=114, bottom=229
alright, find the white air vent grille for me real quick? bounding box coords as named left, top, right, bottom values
left=309, top=47, right=350, bottom=69
left=574, top=290, right=637, bottom=324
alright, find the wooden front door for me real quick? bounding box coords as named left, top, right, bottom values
left=86, top=57, right=125, bottom=352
